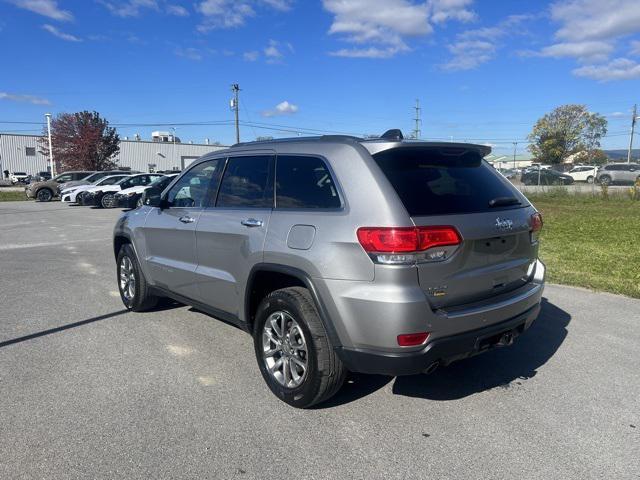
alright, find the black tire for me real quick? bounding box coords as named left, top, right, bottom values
left=75, top=191, right=85, bottom=204
left=253, top=287, right=346, bottom=408
left=600, top=175, right=611, bottom=186
left=587, top=176, right=594, bottom=184
left=101, top=193, right=115, bottom=208
left=135, top=196, right=143, bottom=208
left=36, top=188, right=53, bottom=202
left=116, top=244, right=158, bottom=312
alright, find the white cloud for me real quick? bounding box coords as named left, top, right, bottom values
left=573, top=58, right=640, bottom=81
left=243, top=50, right=259, bottom=61
left=260, top=0, right=292, bottom=10
left=9, top=0, right=73, bottom=21
left=537, top=41, right=614, bottom=63
left=322, top=0, right=477, bottom=58
left=329, top=45, right=408, bottom=58
left=534, top=0, right=640, bottom=81
left=441, top=14, right=530, bottom=71
left=430, top=0, right=475, bottom=24
left=196, top=0, right=289, bottom=31
left=0, top=91, right=51, bottom=105
left=262, top=39, right=293, bottom=63
left=551, top=0, right=640, bottom=42
left=42, top=23, right=82, bottom=41
left=174, top=47, right=202, bottom=60
left=167, top=4, right=189, bottom=16
left=99, top=0, right=159, bottom=17
left=262, top=100, right=298, bottom=117
left=323, top=0, right=431, bottom=56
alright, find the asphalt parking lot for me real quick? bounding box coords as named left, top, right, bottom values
left=1, top=201, right=638, bottom=479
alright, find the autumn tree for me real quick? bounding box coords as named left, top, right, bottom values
left=39, top=111, right=120, bottom=171
left=528, top=105, right=607, bottom=164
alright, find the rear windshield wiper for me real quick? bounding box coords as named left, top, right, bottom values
left=488, top=196, right=521, bottom=208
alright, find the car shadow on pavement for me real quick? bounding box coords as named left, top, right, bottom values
left=0, top=309, right=130, bottom=349
left=321, top=297, right=570, bottom=407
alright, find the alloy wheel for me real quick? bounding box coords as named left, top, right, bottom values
left=262, top=311, right=308, bottom=389
left=119, top=256, right=136, bottom=301
left=37, top=189, right=52, bottom=202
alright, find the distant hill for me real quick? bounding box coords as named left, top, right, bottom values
left=604, top=149, right=640, bottom=161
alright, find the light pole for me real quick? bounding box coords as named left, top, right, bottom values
left=512, top=141, right=517, bottom=170
left=45, top=113, right=55, bottom=177
left=170, top=127, right=177, bottom=171
left=627, top=104, right=638, bottom=164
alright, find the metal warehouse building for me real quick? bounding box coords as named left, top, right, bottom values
left=0, top=133, right=226, bottom=177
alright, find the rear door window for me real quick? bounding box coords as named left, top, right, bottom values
left=276, top=155, right=341, bottom=209
left=216, top=156, right=274, bottom=208
left=373, top=147, right=525, bottom=216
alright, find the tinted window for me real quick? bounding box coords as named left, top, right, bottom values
left=99, top=176, right=126, bottom=185
left=373, top=147, right=523, bottom=216
left=216, top=156, right=273, bottom=208
left=276, top=155, right=341, bottom=209
left=55, top=174, right=73, bottom=183
left=166, top=159, right=223, bottom=208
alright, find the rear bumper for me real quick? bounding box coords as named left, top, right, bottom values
left=336, top=304, right=539, bottom=376
left=323, top=259, right=545, bottom=375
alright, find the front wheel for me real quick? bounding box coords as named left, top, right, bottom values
left=117, top=244, right=158, bottom=311
left=36, top=188, right=53, bottom=202
left=587, top=176, right=594, bottom=184
left=600, top=175, right=611, bottom=186
left=253, top=287, right=346, bottom=408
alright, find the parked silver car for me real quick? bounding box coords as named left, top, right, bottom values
left=596, top=163, right=640, bottom=185
left=113, top=130, right=546, bottom=407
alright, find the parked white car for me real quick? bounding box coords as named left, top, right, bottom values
left=61, top=174, right=131, bottom=203
left=10, top=172, right=29, bottom=184
left=567, top=165, right=597, bottom=183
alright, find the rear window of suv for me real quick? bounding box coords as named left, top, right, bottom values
left=373, top=147, right=525, bottom=216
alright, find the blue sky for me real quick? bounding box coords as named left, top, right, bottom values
left=1, top=0, right=639, bottom=154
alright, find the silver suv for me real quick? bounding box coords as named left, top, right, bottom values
left=113, top=131, right=546, bottom=408
left=596, top=163, right=640, bottom=185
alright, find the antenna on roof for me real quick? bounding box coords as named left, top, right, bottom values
left=380, top=129, right=404, bottom=141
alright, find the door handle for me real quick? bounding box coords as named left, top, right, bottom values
left=179, top=215, right=195, bottom=224
left=241, top=218, right=263, bottom=227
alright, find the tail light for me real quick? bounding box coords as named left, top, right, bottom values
left=397, top=332, right=430, bottom=347
left=530, top=212, right=543, bottom=243
left=357, top=226, right=461, bottom=264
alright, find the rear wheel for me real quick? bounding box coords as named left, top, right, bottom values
left=600, top=175, right=611, bottom=186
left=116, top=244, right=158, bottom=311
left=253, top=287, right=346, bottom=408
left=587, top=175, right=594, bottom=184
left=36, top=188, right=53, bottom=202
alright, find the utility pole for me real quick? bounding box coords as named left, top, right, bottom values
left=628, top=104, right=637, bottom=164
left=412, top=99, right=422, bottom=140
left=512, top=141, right=517, bottom=170
left=45, top=113, right=55, bottom=177
left=231, top=84, right=240, bottom=144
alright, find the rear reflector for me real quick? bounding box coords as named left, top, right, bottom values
left=397, top=332, right=430, bottom=347
left=357, top=226, right=461, bottom=253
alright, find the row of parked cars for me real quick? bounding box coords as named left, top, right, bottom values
left=25, top=170, right=179, bottom=207
left=497, top=163, right=640, bottom=186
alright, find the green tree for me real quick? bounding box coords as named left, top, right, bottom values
left=528, top=104, right=607, bottom=165
left=39, top=111, right=120, bottom=171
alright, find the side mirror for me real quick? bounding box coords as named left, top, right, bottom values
left=143, top=187, right=164, bottom=208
